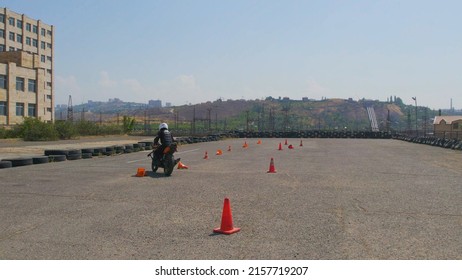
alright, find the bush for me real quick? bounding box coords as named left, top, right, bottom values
left=55, top=120, right=78, bottom=139
left=20, top=117, right=59, bottom=141
left=75, top=120, right=100, bottom=136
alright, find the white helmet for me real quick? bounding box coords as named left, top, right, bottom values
left=159, top=123, right=168, bottom=130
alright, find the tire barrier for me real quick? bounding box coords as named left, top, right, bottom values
left=1, top=136, right=231, bottom=170
left=234, top=131, right=391, bottom=139
left=48, top=154, right=67, bottom=162
left=32, top=156, right=50, bottom=164
left=82, top=153, right=93, bottom=159
left=0, top=161, right=13, bottom=169
left=393, top=134, right=462, bottom=150
left=1, top=157, right=33, bottom=167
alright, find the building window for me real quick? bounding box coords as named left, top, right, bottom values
left=0, top=101, right=6, bottom=116
left=0, top=74, right=6, bottom=89
left=0, top=14, right=5, bottom=24
left=453, top=123, right=460, bottom=130
left=41, top=41, right=46, bottom=49
left=46, top=94, right=52, bottom=100
left=41, top=28, right=46, bottom=36
left=46, top=107, right=52, bottom=113
left=28, top=79, right=37, bottom=92
left=0, top=29, right=4, bottom=38
left=16, top=103, right=24, bottom=116
left=16, top=77, right=25, bottom=91
left=9, top=32, right=15, bottom=41
left=26, top=37, right=31, bottom=45
left=26, top=23, right=31, bottom=32
left=0, top=44, right=5, bottom=52
left=47, top=30, right=52, bottom=36
left=32, top=39, right=38, bottom=47
left=32, top=25, right=38, bottom=34
left=17, top=34, right=23, bottom=43
left=9, top=17, right=15, bottom=26
left=46, top=82, right=52, bottom=88
left=17, top=20, right=23, bottom=29
left=28, top=104, right=36, bottom=117
left=9, top=47, right=14, bottom=51
left=41, top=55, right=45, bottom=62
left=47, top=43, right=52, bottom=49
left=47, top=69, right=52, bottom=75
left=47, top=56, right=52, bottom=62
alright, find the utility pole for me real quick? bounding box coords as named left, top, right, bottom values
left=246, top=110, right=250, bottom=132
left=412, top=97, right=418, bottom=136
left=67, top=95, right=73, bottom=122
left=81, top=107, right=85, bottom=121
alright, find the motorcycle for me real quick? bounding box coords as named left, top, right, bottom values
left=147, top=143, right=179, bottom=176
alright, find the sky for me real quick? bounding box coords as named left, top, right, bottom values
left=3, top=0, right=462, bottom=109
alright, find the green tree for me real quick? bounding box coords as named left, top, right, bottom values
left=122, top=116, right=135, bottom=134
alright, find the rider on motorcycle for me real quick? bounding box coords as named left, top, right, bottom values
left=153, top=123, right=179, bottom=163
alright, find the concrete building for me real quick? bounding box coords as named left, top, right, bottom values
left=433, top=116, right=462, bottom=140
left=0, top=7, right=54, bottom=125
left=148, top=99, right=162, bottom=108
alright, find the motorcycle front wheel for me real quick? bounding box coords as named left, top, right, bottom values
left=151, top=158, right=158, bottom=173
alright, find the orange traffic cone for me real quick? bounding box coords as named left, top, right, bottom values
left=267, top=158, right=276, bottom=173
left=300, top=139, right=303, bottom=147
left=204, top=151, right=209, bottom=159
left=278, top=142, right=283, bottom=150
left=284, top=139, right=288, bottom=145
left=257, top=139, right=262, bottom=144
left=216, top=149, right=223, bottom=155
left=177, top=161, right=188, bottom=169
left=243, top=141, right=248, bottom=148
left=227, top=145, right=232, bottom=152
left=136, top=167, right=146, bottom=177
left=213, top=198, right=240, bottom=235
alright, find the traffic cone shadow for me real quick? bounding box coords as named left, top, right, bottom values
left=213, top=198, right=240, bottom=235
left=227, top=145, right=232, bottom=152
left=204, top=151, right=209, bottom=159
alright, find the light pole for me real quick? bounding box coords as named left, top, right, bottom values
left=412, top=97, right=418, bottom=136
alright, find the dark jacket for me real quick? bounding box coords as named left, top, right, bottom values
left=154, top=128, right=173, bottom=146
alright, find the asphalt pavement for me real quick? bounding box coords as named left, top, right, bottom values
left=0, top=137, right=461, bottom=259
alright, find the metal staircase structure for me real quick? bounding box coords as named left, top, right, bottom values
left=366, top=106, right=379, bottom=132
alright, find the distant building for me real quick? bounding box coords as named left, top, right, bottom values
left=0, top=8, right=55, bottom=125
left=148, top=99, right=162, bottom=108
left=433, top=116, right=462, bottom=139
left=165, top=102, right=171, bottom=107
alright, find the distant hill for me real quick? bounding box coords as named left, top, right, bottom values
left=55, top=97, right=439, bottom=133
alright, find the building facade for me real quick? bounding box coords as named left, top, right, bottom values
left=433, top=116, right=462, bottom=140
left=0, top=7, right=54, bottom=125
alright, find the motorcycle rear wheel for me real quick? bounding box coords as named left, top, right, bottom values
left=163, top=154, right=174, bottom=176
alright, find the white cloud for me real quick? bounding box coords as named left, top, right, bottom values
left=55, top=75, right=82, bottom=104
left=153, top=75, right=204, bottom=105
left=305, top=78, right=331, bottom=98
left=98, top=71, right=117, bottom=88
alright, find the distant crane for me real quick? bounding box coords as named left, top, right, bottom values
left=67, top=95, right=73, bottom=122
